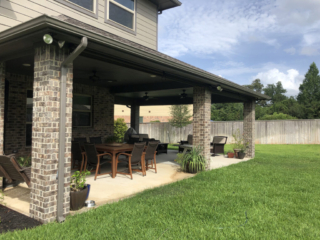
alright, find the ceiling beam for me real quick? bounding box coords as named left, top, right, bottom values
left=110, top=82, right=190, bottom=94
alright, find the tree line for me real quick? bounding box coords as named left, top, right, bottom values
left=211, top=62, right=320, bottom=121
left=168, top=62, right=320, bottom=127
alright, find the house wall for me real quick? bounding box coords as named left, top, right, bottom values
left=0, top=0, right=158, bottom=49
left=3, top=73, right=114, bottom=157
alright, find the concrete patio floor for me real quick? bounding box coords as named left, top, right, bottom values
left=3, top=150, right=251, bottom=216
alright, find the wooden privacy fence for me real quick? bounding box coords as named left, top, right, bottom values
left=127, top=119, right=320, bottom=144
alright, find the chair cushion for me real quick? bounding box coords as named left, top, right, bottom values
left=213, top=136, right=227, bottom=144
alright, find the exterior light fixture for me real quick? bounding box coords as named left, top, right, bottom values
left=217, top=86, right=223, bottom=92
left=150, top=75, right=157, bottom=78
left=22, top=63, right=31, bottom=67
left=108, top=80, right=113, bottom=83
left=43, top=34, right=53, bottom=44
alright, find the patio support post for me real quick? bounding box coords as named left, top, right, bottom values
left=131, top=104, right=140, bottom=133
left=0, top=62, right=4, bottom=155
left=30, top=44, right=73, bottom=223
left=243, top=100, right=255, bottom=158
left=193, top=86, right=211, bottom=170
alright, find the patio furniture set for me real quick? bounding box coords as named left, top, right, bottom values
left=178, top=134, right=228, bottom=156
left=71, top=136, right=160, bottom=181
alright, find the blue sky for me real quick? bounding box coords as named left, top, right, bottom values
left=158, top=0, right=320, bottom=97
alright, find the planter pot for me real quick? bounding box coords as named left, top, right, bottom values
left=185, top=162, right=203, bottom=174
left=227, top=152, right=235, bottom=158
left=70, top=186, right=88, bottom=211
left=238, top=152, right=246, bottom=159
left=233, top=149, right=241, bottom=158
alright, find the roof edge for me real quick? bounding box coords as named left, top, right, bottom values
left=0, top=15, right=270, bottom=100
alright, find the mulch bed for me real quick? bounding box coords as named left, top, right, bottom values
left=0, top=204, right=42, bottom=234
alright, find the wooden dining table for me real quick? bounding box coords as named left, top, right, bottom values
left=95, top=144, right=137, bottom=178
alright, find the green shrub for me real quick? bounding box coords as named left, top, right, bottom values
left=258, top=112, right=297, bottom=120
left=114, top=118, right=128, bottom=143
left=174, top=146, right=206, bottom=173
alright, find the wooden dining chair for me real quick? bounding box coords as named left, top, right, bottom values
left=145, top=141, right=159, bottom=174
left=89, top=137, right=102, bottom=144
left=83, top=143, right=113, bottom=181
left=115, top=142, right=146, bottom=179
left=71, top=141, right=85, bottom=171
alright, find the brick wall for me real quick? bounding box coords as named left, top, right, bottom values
left=4, top=73, right=33, bottom=157
left=72, top=83, right=114, bottom=142
left=243, top=101, right=255, bottom=158
left=3, top=78, right=114, bottom=157
left=193, top=87, right=211, bottom=169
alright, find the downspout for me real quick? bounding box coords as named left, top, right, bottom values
left=57, top=37, right=88, bottom=223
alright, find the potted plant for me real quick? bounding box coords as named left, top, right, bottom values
left=227, top=150, right=234, bottom=158
left=175, top=146, right=206, bottom=173
left=232, top=129, right=246, bottom=158
left=70, top=170, right=90, bottom=211
left=238, top=149, right=246, bottom=159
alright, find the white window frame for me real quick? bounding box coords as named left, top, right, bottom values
left=55, top=0, right=99, bottom=18
left=72, top=94, right=93, bottom=128
left=105, top=0, right=137, bottom=35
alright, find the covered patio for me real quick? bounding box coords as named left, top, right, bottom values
left=3, top=150, right=252, bottom=216
left=0, top=15, right=269, bottom=223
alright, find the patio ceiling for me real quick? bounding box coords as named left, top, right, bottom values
left=0, top=15, right=271, bottom=106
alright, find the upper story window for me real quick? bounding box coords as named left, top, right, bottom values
left=106, top=0, right=136, bottom=32
left=55, top=0, right=98, bottom=18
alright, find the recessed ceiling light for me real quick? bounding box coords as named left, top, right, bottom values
left=150, top=75, right=157, bottom=78
left=23, top=64, right=31, bottom=67
left=108, top=80, right=113, bottom=83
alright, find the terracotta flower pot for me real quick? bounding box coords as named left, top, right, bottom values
left=238, top=152, right=246, bottom=159
left=227, top=152, right=235, bottom=158
left=70, top=186, right=88, bottom=211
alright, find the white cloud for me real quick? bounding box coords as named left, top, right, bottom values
left=253, top=69, right=304, bottom=96
left=284, top=47, right=296, bottom=55
left=158, top=0, right=276, bottom=57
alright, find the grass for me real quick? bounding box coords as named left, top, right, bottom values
left=2, top=145, right=320, bottom=239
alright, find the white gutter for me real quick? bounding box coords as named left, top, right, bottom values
left=57, top=37, right=88, bottom=223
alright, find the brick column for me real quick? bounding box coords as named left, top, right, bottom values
left=130, top=104, right=140, bottom=133
left=0, top=62, right=5, bottom=155
left=30, top=44, right=73, bottom=223
left=243, top=101, right=255, bottom=158
left=193, top=87, right=211, bottom=169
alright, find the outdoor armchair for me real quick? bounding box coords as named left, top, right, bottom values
left=115, top=142, right=146, bottom=179
left=144, top=141, right=159, bottom=173
left=83, top=143, right=113, bottom=181
left=179, top=134, right=193, bottom=153
left=0, top=154, right=31, bottom=189
left=210, top=136, right=228, bottom=156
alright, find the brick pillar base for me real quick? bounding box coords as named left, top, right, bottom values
left=30, top=44, right=73, bottom=223
left=193, top=87, right=211, bottom=169
left=130, top=104, right=140, bottom=133
left=243, top=101, right=255, bottom=158
left=0, top=62, right=5, bottom=155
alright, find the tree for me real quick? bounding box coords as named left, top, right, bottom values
left=169, top=105, right=192, bottom=128
left=263, top=81, right=287, bottom=113
left=211, top=103, right=243, bottom=121
left=258, top=112, right=297, bottom=120
left=297, top=62, right=320, bottom=118
left=244, top=79, right=264, bottom=93
left=114, top=118, right=128, bottom=142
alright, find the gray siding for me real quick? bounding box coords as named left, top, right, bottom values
left=0, top=0, right=158, bottom=49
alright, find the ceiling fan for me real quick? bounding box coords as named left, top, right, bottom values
left=76, top=70, right=116, bottom=83
left=180, top=89, right=187, bottom=99
left=143, top=92, right=150, bottom=101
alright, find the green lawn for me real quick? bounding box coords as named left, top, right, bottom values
left=2, top=145, right=320, bottom=239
